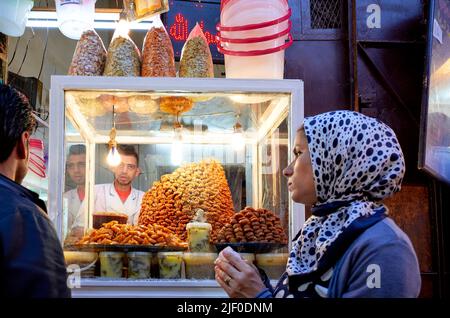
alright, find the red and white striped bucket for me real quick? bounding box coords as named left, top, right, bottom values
left=29, top=138, right=46, bottom=178
left=216, top=0, right=293, bottom=79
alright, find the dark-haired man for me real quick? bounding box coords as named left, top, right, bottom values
left=0, top=84, right=70, bottom=297
left=94, top=144, right=144, bottom=224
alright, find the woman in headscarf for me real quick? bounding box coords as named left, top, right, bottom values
left=214, top=110, right=421, bottom=298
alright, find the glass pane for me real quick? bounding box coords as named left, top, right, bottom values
left=63, top=114, right=88, bottom=244
left=260, top=116, right=289, bottom=241
left=62, top=88, right=292, bottom=251
left=63, top=140, right=87, bottom=245
left=64, top=90, right=290, bottom=140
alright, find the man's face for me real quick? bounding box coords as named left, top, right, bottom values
left=67, top=154, right=86, bottom=186
left=114, top=154, right=139, bottom=187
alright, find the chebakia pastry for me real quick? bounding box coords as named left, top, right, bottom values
left=216, top=206, right=288, bottom=244
left=138, top=159, right=235, bottom=242
left=78, top=220, right=187, bottom=248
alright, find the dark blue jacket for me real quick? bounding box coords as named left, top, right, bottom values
left=0, top=173, right=71, bottom=297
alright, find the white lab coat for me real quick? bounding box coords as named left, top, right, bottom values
left=63, top=188, right=87, bottom=231
left=94, top=183, right=145, bottom=225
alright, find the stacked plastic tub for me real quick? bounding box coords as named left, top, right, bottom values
left=216, top=0, right=293, bottom=79
left=29, top=138, right=46, bottom=178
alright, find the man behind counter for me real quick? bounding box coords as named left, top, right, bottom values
left=94, top=144, right=145, bottom=225
left=64, top=144, right=87, bottom=242
left=65, top=144, right=145, bottom=243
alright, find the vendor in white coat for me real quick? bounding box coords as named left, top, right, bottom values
left=94, top=144, right=145, bottom=225
left=64, top=144, right=87, bottom=242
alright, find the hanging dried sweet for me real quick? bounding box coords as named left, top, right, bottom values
left=68, top=29, right=106, bottom=76
left=141, top=26, right=176, bottom=77
left=104, top=34, right=141, bottom=76
left=179, top=23, right=214, bottom=78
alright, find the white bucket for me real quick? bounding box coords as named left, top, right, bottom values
left=217, top=0, right=292, bottom=79
left=219, top=34, right=292, bottom=79
left=0, top=0, right=34, bottom=37
left=220, top=0, right=289, bottom=39
left=218, top=20, right=291, bottom=52
left=55, top=0, right=96, bottom=40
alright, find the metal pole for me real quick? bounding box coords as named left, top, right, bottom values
left=347, top=0, right=359, bottom=112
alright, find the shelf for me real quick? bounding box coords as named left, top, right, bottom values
left=71, top=279, right=227, bottom=298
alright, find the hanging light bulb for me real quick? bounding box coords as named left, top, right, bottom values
left=171, top=120, right=183, bottom=166
left=232, top=115, right=245, bottom=151
left=116, top=11, right=131, bottom=37
left=107, top=105, right=122, bottom=167
left=107, top=140, right=122, bottom=167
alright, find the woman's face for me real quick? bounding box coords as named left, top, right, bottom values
left=283, top=129, right=317, bottom=205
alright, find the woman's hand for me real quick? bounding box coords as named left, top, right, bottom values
left=214, top=247, right=266, bottom=298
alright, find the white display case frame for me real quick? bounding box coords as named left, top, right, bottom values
left=49, top=76, right=304, bottom=297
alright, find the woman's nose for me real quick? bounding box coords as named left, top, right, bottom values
left=283, top=163, right=293, bottom=177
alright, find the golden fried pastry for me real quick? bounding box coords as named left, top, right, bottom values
left=216, top=207, right=288, bottom=244
left=159, top=96, right=194, bottom=115
left=138, top=159, right=235, bottom=242
left=77, top=221, right=187, bottom=248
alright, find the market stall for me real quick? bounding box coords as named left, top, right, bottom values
left=48, top=76, right=304, bottom=297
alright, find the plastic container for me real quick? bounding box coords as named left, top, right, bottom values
left=93, top=212, right=128, bottom=229
left=183, top=253, right=217, bottom=279
left=186, top=222, right=212, bottom=252
left=218, top=34, right=292, bottom=79
left=255, top=253, right=287, bottom=279
left=220, top=0, right=288, bottom=11
left=28, top=138, right=46, bottom=178
left=218, top=20, right=291, bottom=45
left=127, top=252, right=152, bottom=279
left=0, top=0, right=34, bottom=37
left=150, top=253, right=160, bottom=278
left=64, top=251, right=98, bottom=278
left=239, top=253, right=255, bottom=264
left=158, top=252, right=183, bottom=279
left=216, top=0, right=292, bottom=79
left=99, top=251, right=124, bottom=278
left=55, top=0, right=96, bottom=40
left=219, top=1, right=290, bottom=42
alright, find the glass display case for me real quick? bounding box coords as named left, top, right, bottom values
left=49, top=76, right=304, bottom=297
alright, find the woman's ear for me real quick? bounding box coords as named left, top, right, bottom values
left=16, top=131, right=30, bottom=160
